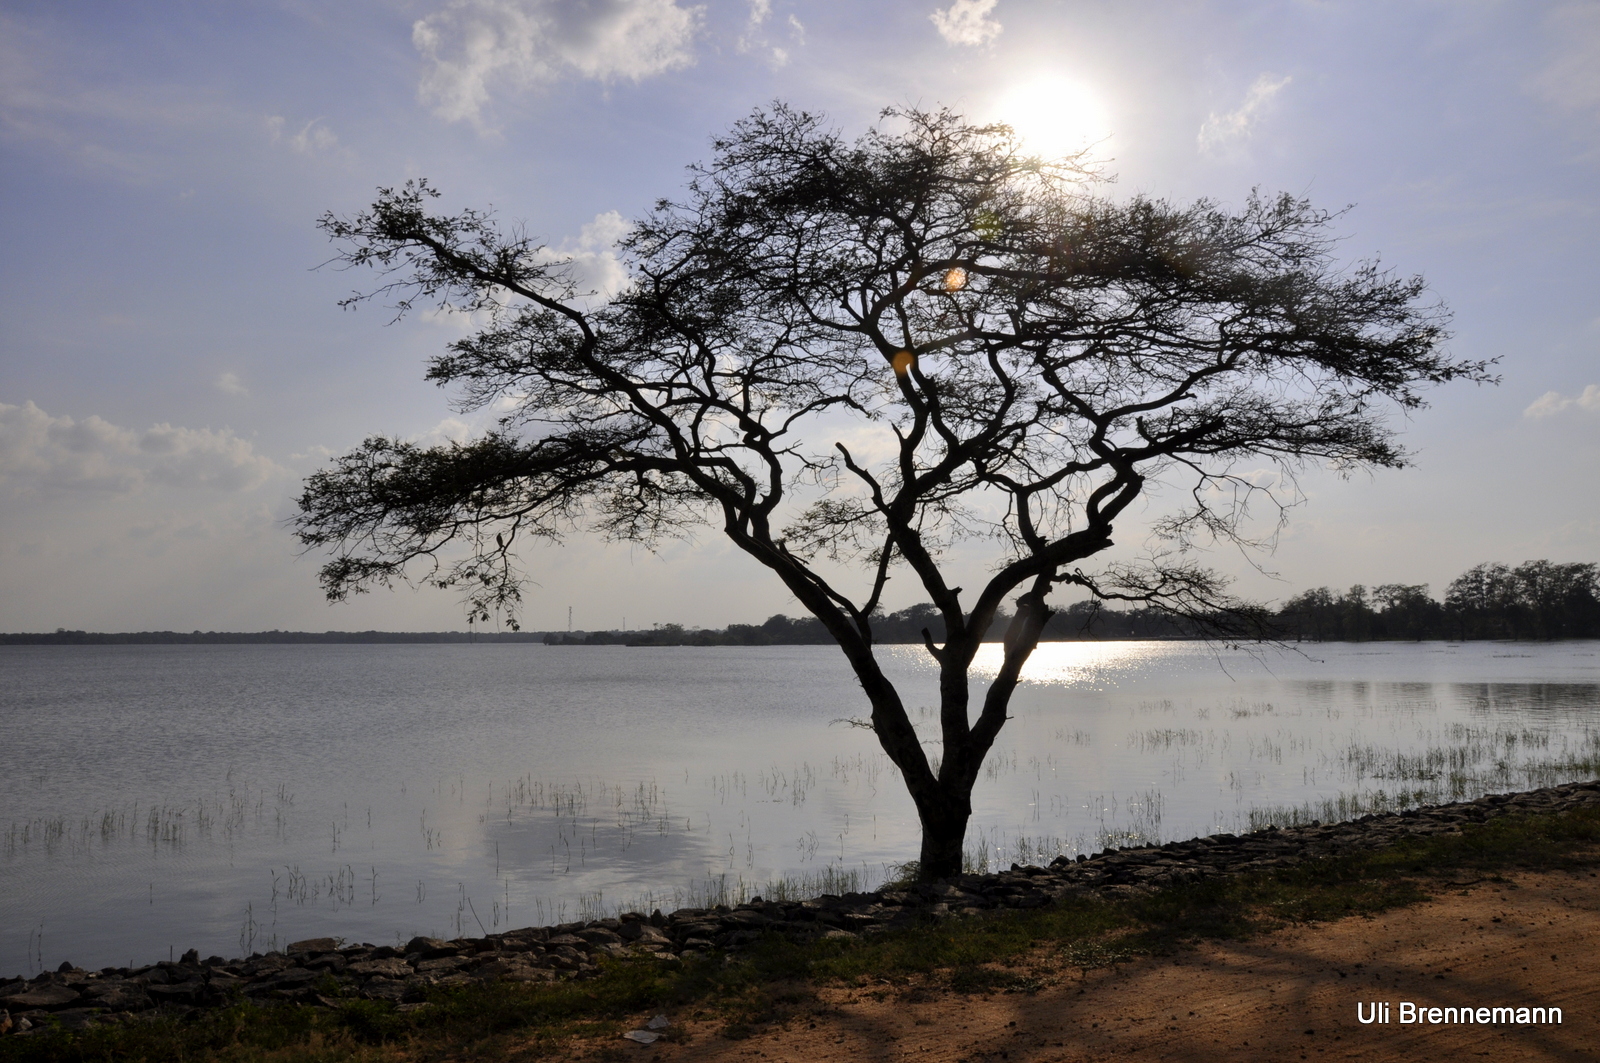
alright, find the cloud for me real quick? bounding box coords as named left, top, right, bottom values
left=412, top=210, right=632, bottom=331
left=0, top=401, right=284, bottom=494
left=1523, top=384, right=1600, bottom=418
left=738, top=0, right=770, bottom=52
left=266, top=115, right=340, bottom=155
left=1533, top=3, right=1600, bottom=114
left=545, top=209, right=632, bottom=300
left=416, top=416, right=477, bottom=448
left=930, top=0, right=1002, bottom=47
left=413, top=0, right=703, bottom=127
left=737, top=0, right=795, bottom=67
left=1198, top=73, right=1291, bottom=152
left=215, top=372, right=248, bottom=396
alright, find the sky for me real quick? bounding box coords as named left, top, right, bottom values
left=1, top=0, right=1597, bottom=634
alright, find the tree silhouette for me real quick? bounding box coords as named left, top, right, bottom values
left=295, top=106, right=1489, bottom=878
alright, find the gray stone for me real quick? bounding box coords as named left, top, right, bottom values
left=403, top=937, right=458, bottom=960
left=360, top=980, right=406, bottom=1002
left=349, top=958, right=413, bottom=979
left=147, top=983, right=202, bottom=1005
left=415, top=956, right=468, bottom=973
left=0, top=984, right=79, bottom=1009
left=84, top=982, right=153, bottom=1012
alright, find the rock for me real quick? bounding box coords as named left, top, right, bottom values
left=509, top=967, right=558, bottom=982
left=720, top=909, right=772, bottom=929
left=247, top=968, right=318, bottom=995
left=471, top=958, right=524, bottom=981
left=288, top=938, right=340, bottom=956
left=0, top=984, right=79, bottom=1009
left=415, top=956, right=468, bottom=973
left=147, top=983, right=203, bottom=1005
left=672, top=921, right=720, bottom=940
left=349, top=958, right=412, bottom=979
left=46, top=1007, right=106, bottom=1029
left=403, top=937, right=458, bottom=960
left=545, top=947, right=584, bottom=969
left=243, top=956, right=288, bottom=978
left=205, top=974, right=244, bottom=996
left=618, top=922, right=672, bottom=945
left=83, top=982, right=153, bottom=1012
left=360, top=981, right=406, bottom=1002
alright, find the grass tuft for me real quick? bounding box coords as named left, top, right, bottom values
left=4, top=804, right=1596, bottom=1063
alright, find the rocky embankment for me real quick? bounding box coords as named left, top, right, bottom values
left=5, top=778, right=1599, bottom=1036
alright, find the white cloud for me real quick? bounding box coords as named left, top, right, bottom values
left=1198, top=73, right=1291, bottom=153
left=930, top=0, right=1002, bottom=48
left=413, top=0, right=703, bottom=127
left=266, top=115, right=340, bottom=155
left=738, top=0, right=770, bottom=51
left=416, top=416, right=477, bottom=447
left=737, top=0, right=792, bottom=67
left=1524, top=384, right=1600, bottom=418
left=545, top=209, right=632, bottom=300
left=0, top=401, right=284, bottom=494
left=215, top=372, right=248, bottom=396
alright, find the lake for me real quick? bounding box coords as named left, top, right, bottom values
left=3, top=639, right=1598, bottom=975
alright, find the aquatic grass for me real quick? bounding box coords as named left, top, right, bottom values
left=5, top=803, right=1599, bottom=1063
left=578, top=862, right=877, bottom=921
left=7, top=662, right=1600, bottom=976
left=1240, top=726, right=1600, bottom=831
left=3, top=787, right=281, bottom=859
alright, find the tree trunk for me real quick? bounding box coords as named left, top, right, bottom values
left=915, top=790, right=972, bottom=881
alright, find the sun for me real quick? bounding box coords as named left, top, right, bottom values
left=991, top=76, right=1112, bottom=162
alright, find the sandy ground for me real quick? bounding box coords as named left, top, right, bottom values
left=581, top=865, right=1600, bottom=1063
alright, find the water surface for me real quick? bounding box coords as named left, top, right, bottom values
left=2, top=639, right=1597, bottom=974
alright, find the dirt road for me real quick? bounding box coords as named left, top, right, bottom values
left=598, top=866, right=1598, bottom=1062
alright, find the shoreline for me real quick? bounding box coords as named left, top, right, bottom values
left=5, top=776, right=1599, bottom=1037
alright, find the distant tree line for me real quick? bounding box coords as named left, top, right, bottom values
left=552, top=559, right=1598, bottom=645
left=547, top=601, right=1223, bottom=645
left=6, top=561, right=1594, bottom=647
left=1274, top=561, right=1600, bottom=641
left=0, top=629, right=547, bottom=645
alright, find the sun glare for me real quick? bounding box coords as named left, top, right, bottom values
left=992, top=76, right=1112, bottom=162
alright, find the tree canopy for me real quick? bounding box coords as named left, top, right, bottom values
left=295, top=105, right=1490, bottom=877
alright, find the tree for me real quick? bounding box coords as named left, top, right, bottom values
left=1445, top=563, right=1519, bottom=639
left=1446, top=560, right=1600, bottom=639
left=294, top=105, right=1489, bottom=879
left=1371, top=583, right=1439, bottom=641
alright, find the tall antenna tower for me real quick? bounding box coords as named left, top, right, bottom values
left=567, top=606, right=573, bottom=633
